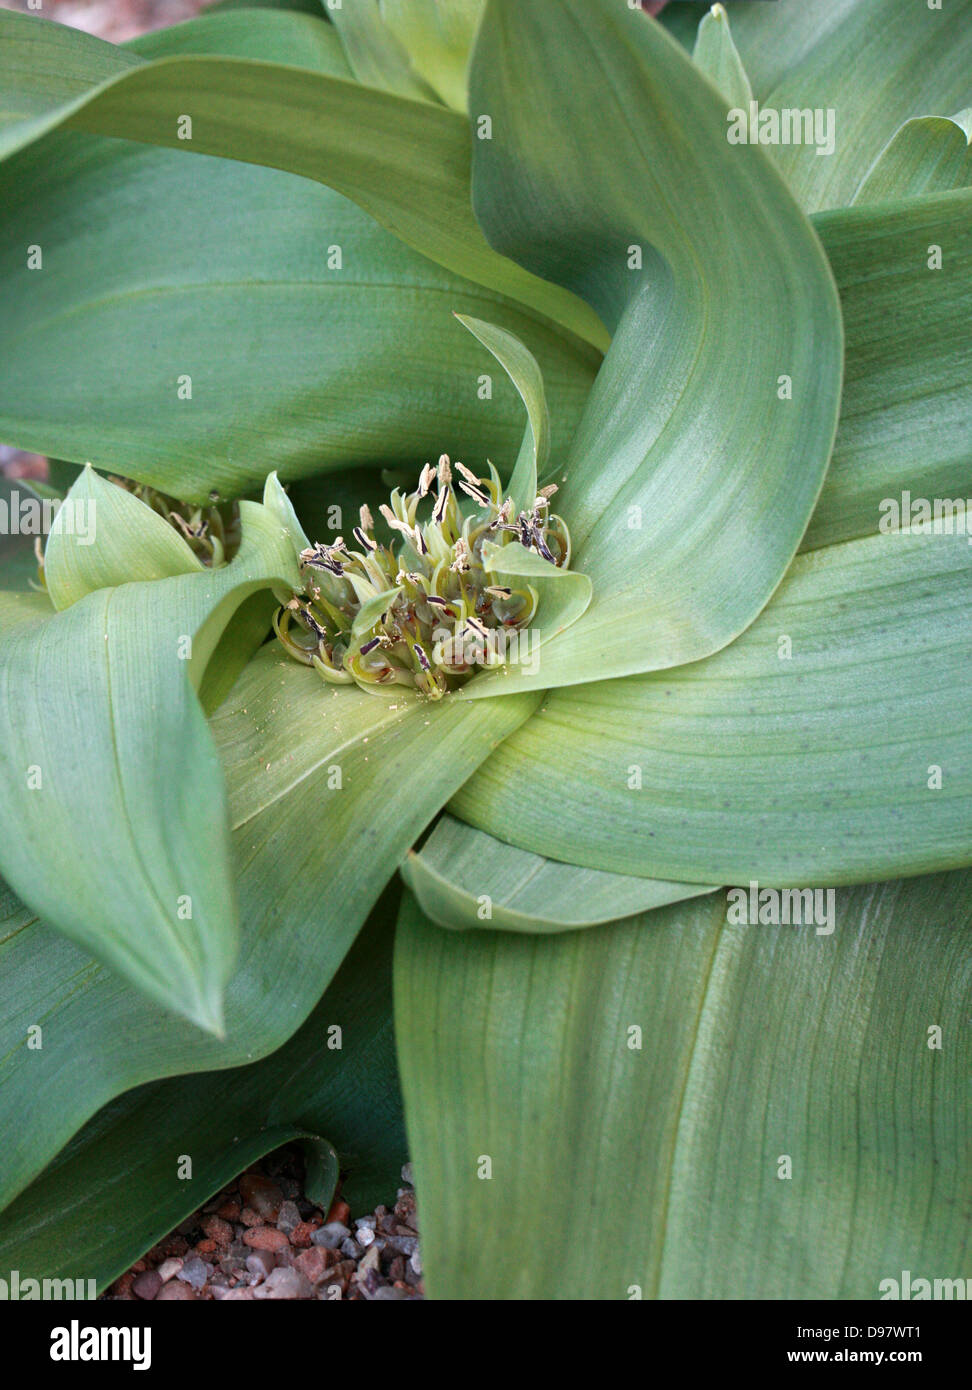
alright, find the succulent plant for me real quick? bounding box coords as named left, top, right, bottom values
left=0, top=0, right=969, bottom=1301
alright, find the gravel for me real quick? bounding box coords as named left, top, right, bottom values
left=104, top=1153, right=423, bottom=1302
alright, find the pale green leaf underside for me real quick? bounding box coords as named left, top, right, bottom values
left=0, top=8, right=608, bottom=351
left=0, top=502, right=301, bottom=1031
left=395, top=870, right=972, bottom=1298
left=452, top=530, right=972, bottom=887
left=0, top=647, right=537, bottom=1211
left=468, top=0, right=842, bottom=692
left=401, top=814, right=717, bottom=934
left=0, top=900, right=405, bottom=1291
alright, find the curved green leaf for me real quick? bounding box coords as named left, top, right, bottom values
left=0, top=502, right=301, bottom=1031
left=379, top=0, right=483, bottom=111
left=0, top=645, right=537, bottom=1210
left=758, top=0, right=972, bottom=212
left=467, top=0, right=842, bottom=692
left=44, top=466, right=203, bottom=611
left=401, top=814, right=716, bottom=934
left=852, top=115, right=972, bottom=205
left=452, top=530, right=972, bottom=887
left=0, top=888, right=406, bottom=1291
left=692, top=3, right=752, bottom=109
left=0, top=8, right=608, bottom=352
left=395, top=869, right=972, bottom=1298
left=328, top=0, right=439, bottom=104
left=807, top=188, right=972, bottom=551
left=455, top=313, right=548, bottom=515
left=0, top=126, right=597, bottom=501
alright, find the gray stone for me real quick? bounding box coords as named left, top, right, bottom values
left=276, top=1200, right=302, bottom=1235
left=245, top=1249, right=276, bottom=1279
left=311, top=1221, right=350, bottom=1249
left=177, top=1256, right=209, bottom=1291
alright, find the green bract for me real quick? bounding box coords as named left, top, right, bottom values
left=0, top=0, right=969, bottom=1302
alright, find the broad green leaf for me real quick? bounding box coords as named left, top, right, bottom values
left=467, top=0, right=842, bottom=692
left=0, top=502, right=301, bottom=1032
left=852, top=115, right=972, bottom=204
left=395, top=870, right=972, bottom=1299
left=756, top=0, right=972, bottom=212
left=44, top=465, right=203, bottom=611
left=0, top=645, right=537, bottom=1210
left=379, top=0, right=483, bottom=111
left=0, top=889, right=406, bottom=1291
left=452, top=530, right=972, bottom=887
left=692, top=3, right=752, bottom=109
left=455, top=314, right=548, bottom=516
left=0, top=44, right=598, bottom=498
left=401, top=814, right=716, bottom=933
left=0, top=9, right=608, bottom=352
left=806, top=188, right=972, bottom=551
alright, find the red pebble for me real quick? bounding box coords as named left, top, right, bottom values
left=242, top=1226, right=291, bottom=1252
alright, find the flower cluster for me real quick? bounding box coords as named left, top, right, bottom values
left=273, top=456, right=571, bottom=698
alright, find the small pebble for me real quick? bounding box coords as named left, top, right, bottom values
left=340, top=1237, right=361, bottom=1260
left=242, top=1226, right=291, bottom=1253
left=245, top=1249, right=277, bottom=1279
left=356, top=1225, right=376, bottom=1249
left=156, top=1258, right=183, bottom=1284
left=177, top=1256, right=209, bottom=1291
left=156, top=1281, right=197, bottom=1301
left=254, top=1266, right=312, bottom=1300
left=239, top=1173, right=284, bottom=1221
left=311, top=1222, right=350, bottom=1250
left=131, top=1270, right=161, bottom=1301
left=294, top=1247, right=331, bottom=1286
left=201, top=1215, right=233, bottom=1246
left=276, top=1200, right=301, bottom=1235
left=401, top=1163, right=414, bottom=1186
